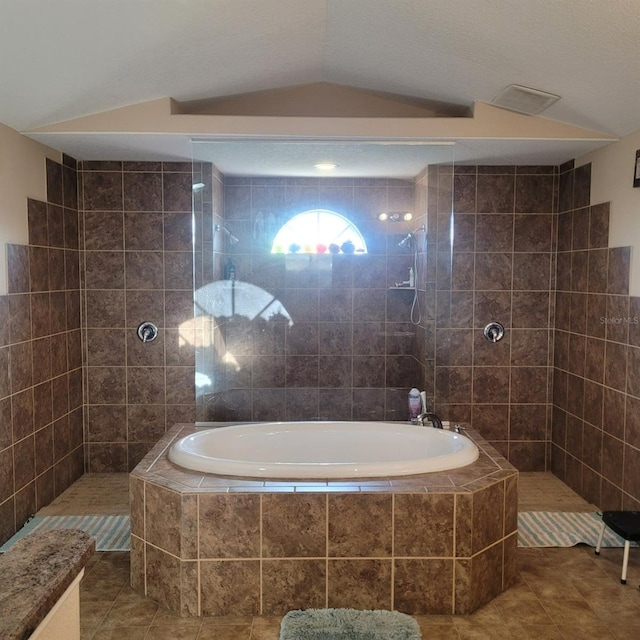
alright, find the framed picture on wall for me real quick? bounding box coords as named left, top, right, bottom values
left=634, top=149, right=640, bottom=187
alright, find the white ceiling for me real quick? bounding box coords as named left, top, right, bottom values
left=2, top=0, right=639, bottom=175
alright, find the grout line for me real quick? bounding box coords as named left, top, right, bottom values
left=390, top=493, right=395, bottom=610
left=259, top=493, right=263, bottom=615
left=325, top=494, right=329, bottom=608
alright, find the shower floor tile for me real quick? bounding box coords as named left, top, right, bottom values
left=518, top=472, right=598, bottom=512
left=37, top=473, right=130, bottom=516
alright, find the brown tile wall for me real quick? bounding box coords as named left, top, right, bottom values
left=551, top=160, right=640, bottom=509
left=200, top=176, right=429, bottom=422
left=0, top=155, right=84, bottom=544
left=7, top=150, right=632, bottom=516
left=80, top=161, right=198, bottom=472
left=434, top=165, right=558, bottom=471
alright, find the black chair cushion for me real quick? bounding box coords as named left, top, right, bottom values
left=602, top=511, right=640, bottom=541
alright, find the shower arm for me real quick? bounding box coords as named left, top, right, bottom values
left=215, top=224, right=239, bottom=245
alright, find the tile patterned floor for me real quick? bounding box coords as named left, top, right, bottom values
left=39, top=473, right=640, bottom=640
left=37, top=474, right=130, bottom=516
left=517, top=472, right=599, bottom=512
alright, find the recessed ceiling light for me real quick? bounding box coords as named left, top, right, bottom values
left=314, top=162, right=338, bottom=171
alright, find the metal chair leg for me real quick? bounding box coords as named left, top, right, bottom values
left=621, top=540, right=630, bottom=584
left=595, top=521, right=605, bottom=555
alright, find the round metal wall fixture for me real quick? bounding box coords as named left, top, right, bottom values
left=483, top=322, right=505, bottom=343
left=137, top=322, right=158, bottom=343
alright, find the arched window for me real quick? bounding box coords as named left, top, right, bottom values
left=271, top=209, right=367, bottom=254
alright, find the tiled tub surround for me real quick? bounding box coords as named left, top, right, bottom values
left=130, top=423, right=518, bottom=617
left=81, top=162, right=559, bottom=477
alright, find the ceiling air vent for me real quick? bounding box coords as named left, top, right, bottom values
left=492, top=84, right=560, bottom=116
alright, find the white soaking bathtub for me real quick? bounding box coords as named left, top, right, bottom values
left=168, top=421, right=479, bottom=478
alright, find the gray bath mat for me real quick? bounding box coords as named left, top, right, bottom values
left=279, top=608, right=421, bottom=640
left=0, top=515, right=130, bottom=552
left=518, top=511, right=638, bottom=548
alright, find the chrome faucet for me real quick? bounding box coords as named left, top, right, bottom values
left=416, top=412, right=443, bottom=429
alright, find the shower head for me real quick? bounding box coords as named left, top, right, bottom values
left=398, top=225, right=427, bottom=249
left=398, top=225, right=426, bottom=250
left=398, top=233, right=414, bottom=249
left=215, top=224, right=239, bottom=245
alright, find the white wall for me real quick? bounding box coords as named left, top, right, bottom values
left=578, top=129, right=640, bottom=296
left=0, top=123, right=61, bottom=294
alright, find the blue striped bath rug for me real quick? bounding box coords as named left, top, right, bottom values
left=518, top=511, right=638, bottom=548
left=0, top=515, right=130, bottom=552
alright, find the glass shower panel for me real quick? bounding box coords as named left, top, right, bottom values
left=191, top=140, right=454, bottom=422
left=429, top=161, right=456, bottom=418
left=192, top=159, right=226, bottom=422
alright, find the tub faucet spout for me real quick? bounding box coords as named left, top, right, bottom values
left=417, top=412, right=443, bottom=429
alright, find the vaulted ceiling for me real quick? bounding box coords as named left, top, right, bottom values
left=2, top=0, right=638, bottom=174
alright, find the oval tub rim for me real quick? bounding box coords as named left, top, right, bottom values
left=167, top=420, right=480, bottom=479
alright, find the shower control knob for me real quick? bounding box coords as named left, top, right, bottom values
left=137, top=322, right=159, bottom=343
left=483, top=322, right=505, bottom=343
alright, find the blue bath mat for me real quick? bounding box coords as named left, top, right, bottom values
left=0, top=515, right=130, bottom=552
left=518, top=511, right=638, bottom=548
left=279, top=608, right=420, bottom=640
